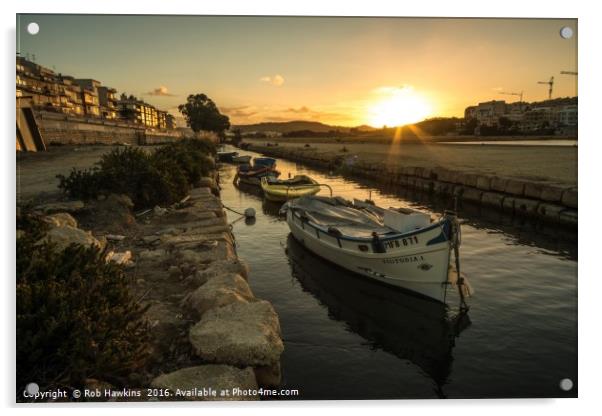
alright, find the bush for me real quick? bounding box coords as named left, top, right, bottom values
left=57, top=139, right=215, bottom=209
left=16, top=214, right=150, bottom=393
left=152, top=140, right=215, bottom=186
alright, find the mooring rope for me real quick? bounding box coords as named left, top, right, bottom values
left=222, top=204, right=246, bottom=217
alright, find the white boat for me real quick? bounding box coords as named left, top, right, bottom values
left=281, top=196, right=472, bottom=304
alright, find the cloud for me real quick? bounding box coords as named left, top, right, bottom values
left=221, top=105, right=258, bottom=118
left=146, top=86, right=176, bottom=96
left=279, top=106, right=347, bottom=122
left=491, top=87, right=504, bottom=92
left=259, top=74, right=285, bottom=87
left=286, top=106, right=310, bottom=113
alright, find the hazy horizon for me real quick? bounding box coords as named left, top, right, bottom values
left=17, top=15, right=577, bottom=127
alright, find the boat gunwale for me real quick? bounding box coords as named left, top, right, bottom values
left=290, top=208, right=449, bottom=243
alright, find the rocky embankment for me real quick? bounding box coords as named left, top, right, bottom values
left=30, top=177, right=283, bottom=401
left=247, top=144, right=577, bottom=227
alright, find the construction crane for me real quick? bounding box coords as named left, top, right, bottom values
left=537, top=76, right=554, bottom=100
left=560, top=71, right=578, bottom=76
left=499, top=91, right=524, bottom=110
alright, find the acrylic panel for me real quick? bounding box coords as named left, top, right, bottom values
left=16, top=14, right=578, bottom=402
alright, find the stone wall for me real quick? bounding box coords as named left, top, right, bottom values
left=35, top=111, right=181, bottom=146
left=247, top=144, right=578, bottom=227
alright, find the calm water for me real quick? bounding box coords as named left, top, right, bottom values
left=218, top=148, right=577, bottom=400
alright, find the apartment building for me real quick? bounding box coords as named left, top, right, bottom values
left=97, top=86, right=118, bottom=119
left=117, top=96, right=172, bottom=129
left=464, top=97, right=578, bottom=131
left=16, top=56, right=175, bottom=128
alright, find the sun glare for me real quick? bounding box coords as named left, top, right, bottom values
left=368, top=86, right=432, bottom=127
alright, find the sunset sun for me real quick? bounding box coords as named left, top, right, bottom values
left=368, top=86, right=432, bottom=127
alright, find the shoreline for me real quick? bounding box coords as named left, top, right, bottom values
left=17, top=147, right=284, bottom=401
left=242, top=143, right=577, bottom=227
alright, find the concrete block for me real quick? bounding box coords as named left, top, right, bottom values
left=502, top=196, right=515, bottom=212
left=476, top=176, right=492, bottom=191
left=462, top=187, right=483, bottom=203
left=504, top=179, right=526, bottom=196
left=524, top=182, right=544, bottom=200
left=481, top=192, right=505, bottom=208
left=513, top=198, right=540, bottom=216
left=537, top=203, right=565, bottom=222
left=558, top=209, right=578, bottom=226
left=561, top=188, right=578, bottom=209
left=437, top=169, right=459, bottom=184
left=457, top=173, right=478, bottom=188
left=414, top=178, right=432, bottom=192
left=433, top=181, right=453, bottom=195
left=540, top=185, right=565, bottom=203
left=430, top=167, right=443, bottom=181
left=490, top=176, right=508, bottom=192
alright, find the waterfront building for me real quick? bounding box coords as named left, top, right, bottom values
left=73, top=79, right=101, bottom=117
left=116, top=95, right=173, bottom=130
left=474, top=100, right=507, bottom=126
left=556, top=105, right=577, bottom=127
left=16, top=56, right=61, bottom=111
left=97, top=86, right=118, bottom=119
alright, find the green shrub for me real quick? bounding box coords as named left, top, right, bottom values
left=57, top=167, right=104, bottom=201
left=152, top=140, right=215, bottom=186
left=57, top=139, right=215, bottom=209
left=16, top=214, right=150, bottom=392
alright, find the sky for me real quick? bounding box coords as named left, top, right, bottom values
left=17, top=15, right=577, bottom=127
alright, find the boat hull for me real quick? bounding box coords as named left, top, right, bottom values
left=232, top=155, right=252, bottom=164
left=286, top=209, right=452, bottom=303
left=261, top=179, right=321, bottom=202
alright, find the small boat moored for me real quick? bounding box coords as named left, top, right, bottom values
left=261, top=175, right=322, bottom=202
left=281, top=196, right=473, bottom=304
left=235, top=157, right=280, bottom=186
left=253, top=157, right=277, bottom=169
left=217, top=151, right=239, bottom=162
left=232, top=154, right=252, bottom=164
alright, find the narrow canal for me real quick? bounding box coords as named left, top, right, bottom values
left=218, top=147, right=577, bottom=400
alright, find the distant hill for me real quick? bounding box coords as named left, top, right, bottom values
left=233, top=120, right=348, bottom=133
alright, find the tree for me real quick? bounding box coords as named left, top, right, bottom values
left=178, top=94, right=230, bottom=137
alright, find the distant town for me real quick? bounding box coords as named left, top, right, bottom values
left=16, top=56, right=176, bottom=131
left=16, top=55, right=577, bottom=142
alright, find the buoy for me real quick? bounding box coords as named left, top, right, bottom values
left=244, top=207, right=256, bottom=218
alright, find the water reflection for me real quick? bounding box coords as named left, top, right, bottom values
left=285, top=234, right=471, bottom=398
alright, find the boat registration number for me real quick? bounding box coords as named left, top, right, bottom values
left=384, top=236, right=419, bottom=249
left=382, top=254, right=425, bottom=264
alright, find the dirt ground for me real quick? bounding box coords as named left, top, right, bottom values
left=244, top=138, right=577, bottom=186
left=17, top=145, right=143, bottom=204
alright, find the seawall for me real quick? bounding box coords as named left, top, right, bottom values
left=247, top=144, right=578, bottom=227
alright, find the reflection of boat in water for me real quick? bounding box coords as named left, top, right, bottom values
left=286, top=234, right=470, bottom=396
left=262, top=198, right=284, bottom=217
